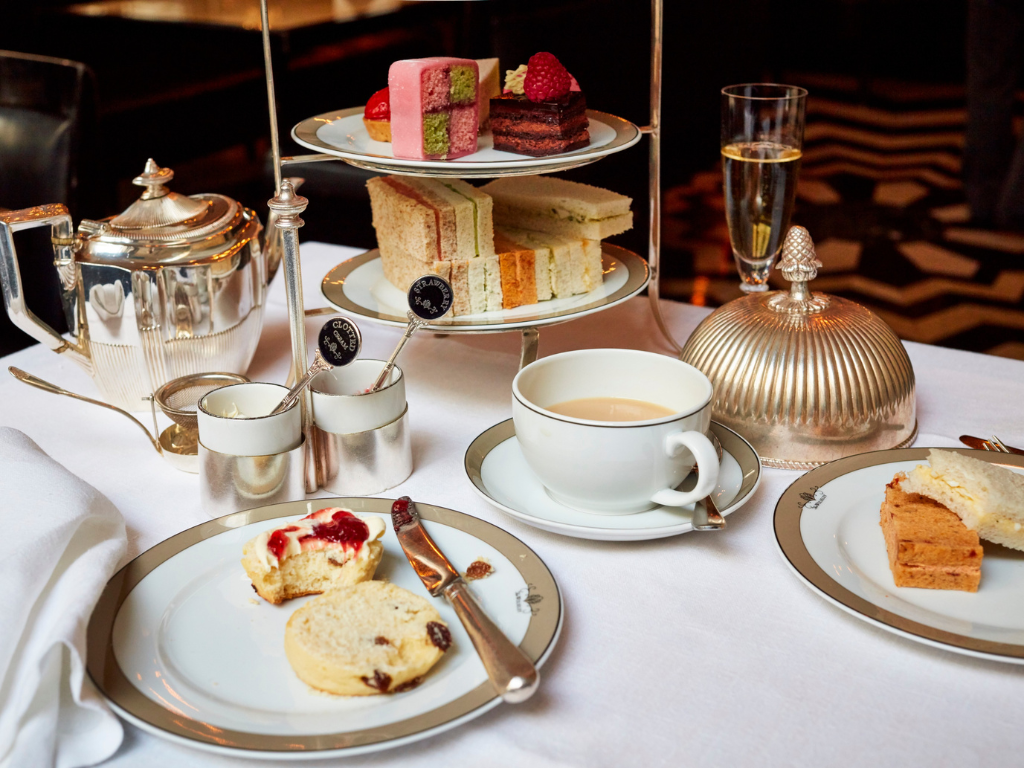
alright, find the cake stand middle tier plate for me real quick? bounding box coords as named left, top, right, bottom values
left=291, top=107, right=642, bottom=177
left=321, top=244, right=650, bottom=332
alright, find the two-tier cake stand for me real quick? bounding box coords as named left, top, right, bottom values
left=257, top=0, right=674, bottom=490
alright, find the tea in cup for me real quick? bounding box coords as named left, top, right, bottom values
left=512, top=349, right=719, bottom=514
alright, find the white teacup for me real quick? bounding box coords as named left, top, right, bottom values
left=512, top=349, right=719, bottom=514
left=198, top=382, right=302, bottom=457
left=311, top=360, right=406, bottom=435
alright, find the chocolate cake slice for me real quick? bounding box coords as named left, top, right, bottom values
left=489, top=91, right=590, bottom=157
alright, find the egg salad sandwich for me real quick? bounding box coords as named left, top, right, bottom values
left=901, top=448, right=1024, bottom=551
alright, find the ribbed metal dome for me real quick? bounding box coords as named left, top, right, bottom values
left=681, top=227, right=916, bottom=469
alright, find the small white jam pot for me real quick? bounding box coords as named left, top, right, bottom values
left=311, top=359, right=406, bottom=435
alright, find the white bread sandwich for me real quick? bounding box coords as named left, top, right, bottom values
left=482, top=176, right=633, bottom=240
left=901, top=449, right=1024, bottom=551
left=241, top=507, right=385, bottom=604
left=284, top=581, right=452, bottom=696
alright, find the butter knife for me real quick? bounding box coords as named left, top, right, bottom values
left=390, top=497, right=539, bottom=703
left=959, top=435, right=1024, bottom=456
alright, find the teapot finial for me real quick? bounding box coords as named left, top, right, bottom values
left=132, top=159, right=175, bottom=200
left=768, top=226, right=830, bottom=315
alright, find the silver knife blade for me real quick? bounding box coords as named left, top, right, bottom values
left=959, top=435, right=1024, bottom=457
left=390, top=496, right=460, bottom=596
left=390, top=496, right=541, bottom=703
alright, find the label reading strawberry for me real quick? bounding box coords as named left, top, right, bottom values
left=523, top=52, right=571, bottom=103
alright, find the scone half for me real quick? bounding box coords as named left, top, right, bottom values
left=285, top=581, right=453, bottom=696
left=241, top=508, right=386, bottom=604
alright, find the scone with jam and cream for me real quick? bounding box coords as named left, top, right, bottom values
left=242, top=508, right=385, bottom=604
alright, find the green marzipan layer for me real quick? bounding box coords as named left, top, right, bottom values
left=449, top=66, right=477, bottom=105
left=423, top=112, right=450, bottom=155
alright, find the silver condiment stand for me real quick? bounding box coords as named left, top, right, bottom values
left=681, top=226, right=918, bottom=469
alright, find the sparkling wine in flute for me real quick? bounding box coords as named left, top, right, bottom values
left=721, top=141, right=802, bottom=288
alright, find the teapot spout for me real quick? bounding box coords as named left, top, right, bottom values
left=263, top=177, right=304, bottom=284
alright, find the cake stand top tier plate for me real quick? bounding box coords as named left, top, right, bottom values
left=291, top=107, right=642, bottom=178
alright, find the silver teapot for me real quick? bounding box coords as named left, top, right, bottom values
left=0, top=160, right=286, bottom=411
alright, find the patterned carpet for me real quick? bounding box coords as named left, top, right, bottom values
left=661, top=75, right=1024, bottom=360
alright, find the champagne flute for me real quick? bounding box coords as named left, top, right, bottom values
left=721, top=84, right=807, bottom=292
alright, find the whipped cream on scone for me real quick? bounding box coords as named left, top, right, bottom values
left=242, top=508, right=385, bottom=604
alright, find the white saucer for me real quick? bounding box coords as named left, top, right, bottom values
left=464, top=420, right=762, bottom=541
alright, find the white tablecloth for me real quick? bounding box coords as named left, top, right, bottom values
left=3, top=242, right=1024, bottom=767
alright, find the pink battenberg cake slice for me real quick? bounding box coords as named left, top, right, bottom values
left=389, top=58, right=479, bottom=160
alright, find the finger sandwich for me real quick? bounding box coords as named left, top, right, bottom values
left=482, top=176, right=633, bottom=240
left=901, top=449, right=1024, bottom=551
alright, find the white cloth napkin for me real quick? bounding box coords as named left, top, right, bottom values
left=0, top=428, right=126, bottom=768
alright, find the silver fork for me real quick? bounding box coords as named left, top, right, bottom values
left=986, top=436, right=1011, bottom=453
left=691, top=433, right=726, bottom=531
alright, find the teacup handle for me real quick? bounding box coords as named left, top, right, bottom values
left=649, top=431, right=719, bottom=507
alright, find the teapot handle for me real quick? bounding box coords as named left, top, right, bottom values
left=0, top=205, right=87, bottom=362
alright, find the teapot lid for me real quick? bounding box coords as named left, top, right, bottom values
left=83, top=159, right=240, bottom=245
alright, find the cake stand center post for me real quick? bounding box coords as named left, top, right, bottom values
left=520, top=328, right=540, bottom=370
left=644, top=0, right=684, bottom=355
left=267, top=185, right=319, bottom=493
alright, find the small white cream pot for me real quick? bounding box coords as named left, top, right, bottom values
left=198, top=382, right=302, bottom=457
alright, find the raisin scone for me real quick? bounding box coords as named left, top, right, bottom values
left=241, top=508, right=385, bottom=604
left=284, top=581, right=452, bottom=696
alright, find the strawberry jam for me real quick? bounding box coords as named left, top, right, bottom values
left=300, top=509, right=369, bottom=551
left=267, top=526, right=300, bottom=561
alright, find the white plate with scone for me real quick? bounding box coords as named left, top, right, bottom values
left=775, top=448, right=1024, bottom=663
left=465, top=420, right=762, bottom=541
left=86, top=498, right=561, bottom=759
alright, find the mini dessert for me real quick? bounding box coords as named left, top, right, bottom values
left=476, top=57, right=501, bottom=131
left=363, top=87, right=391, bottom=142
left=901, top=448, right=1024, bottom=551
left=241, top=507, right=385, bottom=604
left=482, top=176, right=633, bottom=241
left=284, top=581, right=451, bottom=696
left=389, top=57, right=479, bottom=160
left=881, top=474, right=982, bottom=592
left=490, top=52, right=589, bottom=157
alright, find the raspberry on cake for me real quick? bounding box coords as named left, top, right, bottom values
left=241, top=508, right=385, bottom=604
left=389, top=57, right=480, bottom=160
left=490, top=52, right=589, bottom=157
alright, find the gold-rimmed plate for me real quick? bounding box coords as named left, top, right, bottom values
left=465, top=420, right=762, bottom=541
left=87, top=498, right=562, bottom=759
left=291, top=107, right=642, bottom=178
left=321, top=244, right=649, bottom=333
left=775, top=448, right=1024, bottom=663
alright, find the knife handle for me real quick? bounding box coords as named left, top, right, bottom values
left=444, top=579, right=539, bottom=703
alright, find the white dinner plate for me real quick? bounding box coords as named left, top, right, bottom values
left=86, top=498, right=562, bottom=759
left=774, top=448, right=1024, bottom=663
left=464, top=420, right=762, bottom=541
left=291, top=107, right=642, bottom=177
left=321, top=245, right=649, bottom=332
